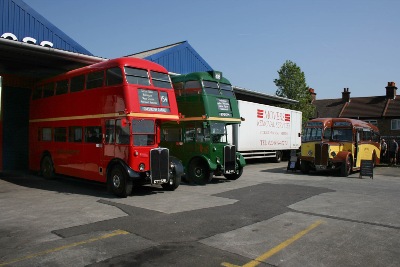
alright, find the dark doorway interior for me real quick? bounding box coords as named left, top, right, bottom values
left=3, top=87, right=31, bottom=170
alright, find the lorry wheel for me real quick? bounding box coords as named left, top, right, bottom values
left=273, top=151, right=282, bottom=163
left=109, top=165, right=132, bottom=198
left=41, top=155, right=55, bottom=179
left=162, top=170, right=181, bottom=191
left=300, top=161, right=310, bottom=174
left=188, top=159, right=213, bottom=185
left=340, top=157, right=352, bottom=177
left=224, top=167, right=243, bottom=180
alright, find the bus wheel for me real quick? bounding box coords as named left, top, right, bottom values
left=273, top=151, right=282, bottom=163
left=41, top=155, right=55, bottom=179
left=188, top=159, right=213, bottom=185
left=162, top=170, right=181, bottom=191
left=224, top=167, right=243, bottom=180
left=109, top=165, right=132, bottom=198
left=300, top=160, right=310, bottom=174
left=340, top=156, right=352, bottom=177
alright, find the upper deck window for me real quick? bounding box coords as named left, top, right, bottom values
left=220, top=83, right=235, bottom=97
left=203, top=81, right=220, bottom=95
left=70, top=75, right=85, bottom=92
left=32, top=86, right=42, bottom=100
left=125, top=67, right=150, bottom=86
left=106, top=67, right=123, bottom=86
left=151, top=71, right=172, bottom=89
left=185, top=81, right=202, bottom=95
left=43, top=83, right=55, bottom=98
left=86, top=71, right=104, bottom=89
left=172, top=82, right=184, bottom=96
left=56, top=80, right=69, bottom=95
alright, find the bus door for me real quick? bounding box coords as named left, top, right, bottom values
left=195, top=122, right=210, bottom=157
left=184, top=123, right=197, bottom=155
left=104, top=119, right=130, bottom=167
left=63, top=126, right=85, bottom=176
left=83, top=126, right=104, bottom=181
left=162, top=125, right=184, bottom=161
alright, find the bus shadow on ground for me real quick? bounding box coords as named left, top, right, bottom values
left=178, top=176, right=234, bottom=186
left=260, top=166, right=379, bottom=179
left=260, top=166, right=346, bottom=178
left=0, top=172, right=167, bottom=198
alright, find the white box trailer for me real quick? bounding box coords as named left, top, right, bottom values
left=227, top=100, right=302, bottom=161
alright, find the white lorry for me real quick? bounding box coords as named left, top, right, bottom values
left=227, top=100, right=302, bottom=162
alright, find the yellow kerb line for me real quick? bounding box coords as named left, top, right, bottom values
left=0, top=229, right=129, bottom=267
left=221, top=220, right=325, bottom=267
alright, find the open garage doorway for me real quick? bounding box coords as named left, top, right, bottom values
left=2, top=86, right=31, bottom=171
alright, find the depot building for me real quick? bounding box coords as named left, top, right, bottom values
left=0, top=0, right=296, bottom=172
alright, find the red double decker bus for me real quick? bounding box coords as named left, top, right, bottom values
left=29, top=57, right=183, bottom=197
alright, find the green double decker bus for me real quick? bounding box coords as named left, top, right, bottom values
left=161, top=71, right=246, bottom=184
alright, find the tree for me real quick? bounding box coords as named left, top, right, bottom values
left=273, top=60, right=315, bottom=124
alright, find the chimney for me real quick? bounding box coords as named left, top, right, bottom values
left=308, top=88, right=316, bottom=103
left=385, top=81, right=397, bottom=100
left=342, top=88, right=350, bottom=102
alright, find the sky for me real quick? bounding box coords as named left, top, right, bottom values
left=23, top=0, right=400, bottom=100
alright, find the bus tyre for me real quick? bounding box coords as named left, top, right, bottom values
left=41, top=155, right=55, bottom=179
left=161, top=172, right=181, bottom=191
left=300, top=160, right=310, bottom=174
left=224, top=167, right=243, bottom=180
left=188, top=158, right=213, bottom=185
left=273, top=151, right=282, bottom=163
left=162, top=157, right=182, bottom=191
left=109, top=165, right=132, bottom=198
left=341, top=156, right=352, bottom=177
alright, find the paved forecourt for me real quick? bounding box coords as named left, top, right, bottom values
left=0, top=162, right=399, bottom=266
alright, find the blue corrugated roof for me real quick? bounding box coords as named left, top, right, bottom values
left=129, top=41, right=213, bottom=74
left=0, top=0, right=93, bottom=55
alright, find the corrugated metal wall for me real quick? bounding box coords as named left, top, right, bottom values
left=146, top=42, right=213, bottom=74
left=0, top=0, right=93, bottom=55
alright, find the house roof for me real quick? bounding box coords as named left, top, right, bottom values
left=340, top=96, right=387, bottom=118
left=313, top=91, right=400, bottom=119
left=385, top=98, right=400, bottom=117
left=314, top=98, right=344, bottom=118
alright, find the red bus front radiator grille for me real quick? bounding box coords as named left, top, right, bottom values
left=150, top=148, right=169, bottom=183
left=314, top=143, right=329, bottom=166
left=224, top=145, right=236, bottom=174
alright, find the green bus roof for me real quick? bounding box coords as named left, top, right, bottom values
left=171, top=71, right=231, bottom=85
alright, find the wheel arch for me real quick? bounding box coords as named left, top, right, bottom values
left=188, top=155, right=215, bottom=172
left=106, top=158, right=140, bottom=181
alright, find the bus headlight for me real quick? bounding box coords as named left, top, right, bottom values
left=308, top=150, right=313, bottom=156
left=216, top=157, right=220, bottom=164
left=139, top=163, right=145, bottom=171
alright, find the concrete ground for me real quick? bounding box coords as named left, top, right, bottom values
left=0, top=162, right=399, bottom=266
